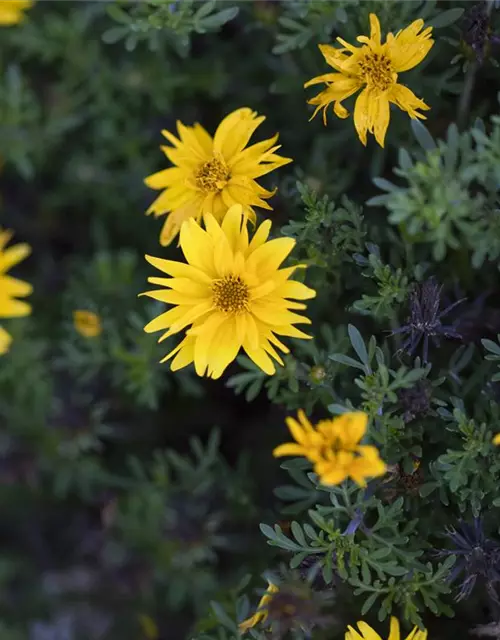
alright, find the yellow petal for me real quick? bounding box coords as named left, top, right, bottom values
left=0, top=243, right=31, bottom=273
left=334, top=413, right=368, bottom=449
left=372, top=95, right=390, bottom=148
left=353, top=87, right=370, bottom=146
left=144, top=167, right=185, bottom=189
left=180, top=218, right=217, bottom=277
left=0, top=298, right=31, bottom=318
left=388, top=616, right=401, bottom=640
left=356, top=621, right=383, bottom=640
left=243, top=341, right=276, bottom=375
left=273, top=443, right=309, bottom=458
left=0, top=274, right=33, bottom=297
left=145, top=255, right=212, bottom=284
left=0, top=325, right=12, bottom=354
left=368, top=13, right=381, bottom=46
left=493, top=433, right=500, bottom=445
left=388, top=19, right=434, bottom=73
left=213, top=107, right=265, bottom=161
left=387, top=83, right=430, bottom=120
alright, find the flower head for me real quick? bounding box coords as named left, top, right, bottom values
left=145, top=107, right=292, bottom=246
left=0, top=0, right=32, bottom=25
left=460, top=2, right=500, bottom=65
left=305, top=13, right=434, bottom=147
left=239, top=581, right=279, bottom=633
left=273, top=410, right=386, bottom=487
left=391, top=277, right=463, bottom=363
left=435, top=518, right=500, bottom=603
left=0, top=228, right=32, bottom=353
left=141, top=204, right=315, bottom=378
left=493, top=433, right=500, bottom=445
left=73, top=310, right=102, bottom=338
left=240, top=578, right=332, bottom=636
left=345, top=617, right=427, bottom=640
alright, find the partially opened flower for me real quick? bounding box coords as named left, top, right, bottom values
left=0, top=228, right=33, bottom=354
left=239, top=581, right=279, bottom=633
left=73, top=310, right=102, bottom=338
left=273, top=410, right=386, bottom=487
left=0, top=0, right=33, bottom=26
left=345, top=616, right=427, bottom=640
left=305, top=13, right=434, bottom=147
left=141, top=204, right=315, bottom=378
left=145, top=107, right=292, bottom=246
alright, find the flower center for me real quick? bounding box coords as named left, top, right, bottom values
left=212, top=274, right=249, bottom=314
left=358, top=51, right=393, bottom=91
left=195, top=156, right=230, bottom=192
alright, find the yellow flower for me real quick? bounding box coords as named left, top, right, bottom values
left=0, top=228, right=32, bottom=354
left=493, top=433, right=500, bottom=445
left=144, top=107, right=292, bottom=246
left=138, top=614, right=159, bottom=640
left=0, top=0, right=33, bottom=25
left=305, top=13, right=434, bottom=147
left=141, top=203, right=315, bottom=379
left=345, top=616, right=427, bottom=640
left=73, top=310, right=102, bottom=338
left=273, top=410, right=386, bottom=487
left=239, top=581, right=279, bottom=633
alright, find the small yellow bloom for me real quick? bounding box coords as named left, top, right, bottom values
left=138, top=614, right=159, bottom=640
left=239, top=581, right=279, bottom=633
left=0, top=0, right=33, bottom=26
left=144, top=107, right=292, bottom=246
left=493, top=433, right=500, bottom=445
left=345, top=616, right=427, bottom=640
left=305, top=13, right=434, bottom=147
left=141, top=203, right=315, bottom=379
left=0, top=228, right=32, bottom=354
left=73, top=310, right=102, bottom=338
left=273, top=410, right=386, bottom=487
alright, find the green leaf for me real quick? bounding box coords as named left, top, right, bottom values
left=361, top=591, right=379, bottom=615
left=330, top=353, right=366, bottom=371
left=260, top=523, right=277, bottom=540
left=372, top=177, right=398, bottom=192
left=195, top=0, right=216, bottom=20
left=348, top=324, right=369, bottom=365
left=482, top=338, right=500, bottom=355
left=197, top=7, right=239, bottom=31
left=411, top=119, right=436, bottom=151
left=291, top=521, right=307, bottom=546
left=428, top=8, right=464, bottom=29
left=102, top=26, right=128, bottom=44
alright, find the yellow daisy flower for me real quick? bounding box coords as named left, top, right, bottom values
left=141, top=203, right=315, bottom=379
left=493, top=433, right=500, bottom=445
left=273, top=410, right=386, bottom=487
left=0, top=0, right=33, bottom=26
left=73, top=310, right=102, bottom=338
left=144, top=107, right=292, bottom=246
left=239, top=581, right=279, bottom=634
left=305, top=13, right=434, bottom=147
left=345, top=616, right=427, bottom=640
left=0, top=228, right=32, bottom=354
